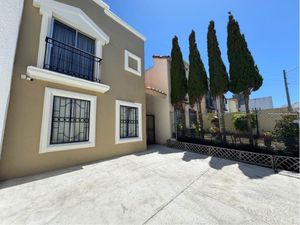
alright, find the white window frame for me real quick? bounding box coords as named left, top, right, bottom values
left=33, top=0, right=110, bottom=81
left=39, top=88, right=97, bottom=153
left=115, top=100, right=142, bottom=144
left=124, top=50, right=142, bottom=76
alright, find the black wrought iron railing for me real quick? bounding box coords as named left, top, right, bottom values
left=43, top=37, right=102, bottom=83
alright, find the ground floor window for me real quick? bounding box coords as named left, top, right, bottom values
left=50, top=96, right=90, bottom=144
left=40, top=88, right=96, bottom=153
left=120, top=105, right=139, bottom=138
left=115, top=100, right=142, bottom=144
left=189, top=109, right=197, bottom=128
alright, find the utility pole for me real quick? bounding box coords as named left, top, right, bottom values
left=283, top=70, right=292, bottom=112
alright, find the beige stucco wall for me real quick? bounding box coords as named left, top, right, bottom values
left=146, top=92, right=171, bottom=144
left=207, top=108, right=290, bottom=134
left=0, top=0, right=146, bottom=180
left=145, top=58, right=173, bottom=144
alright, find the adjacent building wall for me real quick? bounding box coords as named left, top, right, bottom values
left=145, top=57, right=172, bottom=144
left=222, top=108, right=290, bottom=134
left=0, top=0, right=146, bottom=180
left=145, top=56, right=208, bottom=143
left=0, top=0, right=24, bottom=158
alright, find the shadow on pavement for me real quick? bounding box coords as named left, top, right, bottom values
left=0, top=165, right=83, bottom=190
left=142, top=144, right=275, bottom=179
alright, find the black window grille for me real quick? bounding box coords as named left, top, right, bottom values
left=120, top=106, right=139, bottom=138
left=50, top=96, right=90, bottom=145
left=175, top=109, right=185, bottom=125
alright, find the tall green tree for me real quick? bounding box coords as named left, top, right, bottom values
left=207, top=21, right=229, bottom=141
left=170, top=36, right=188, bottom=129
left=227, top=13, right=263, bottom=145
left=188, top=30, right=208, bottom=138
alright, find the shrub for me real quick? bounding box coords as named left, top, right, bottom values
left=232, top=113, right=256, bottom=132
left=273, top=114, right=299, bottom=155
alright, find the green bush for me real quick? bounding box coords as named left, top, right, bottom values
left=232, top=113, right=256, bottom=132
left=273, top=114, right=299, bottom=155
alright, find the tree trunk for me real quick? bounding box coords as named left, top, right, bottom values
left=174, top=102, right=186, bottom=138
left=181, top=102, right=186, bottom=131
left=197, top=97, right=204, bottom=139
left=218, top=95, right=226, bottom=142
left=243, top=93, right=253, bottom=146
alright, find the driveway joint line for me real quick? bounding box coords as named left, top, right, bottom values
left=142, top=158, right=222, bottom=225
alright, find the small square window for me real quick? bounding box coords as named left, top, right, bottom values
left=124, top=50, right=141, bottom=76
left=128, top=56, right=139, bottom=71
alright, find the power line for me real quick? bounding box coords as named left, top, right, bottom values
left=286, top=66, right=299, bottom=74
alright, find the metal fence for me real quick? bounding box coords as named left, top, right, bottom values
left=167, top=139, right=299, bottom=173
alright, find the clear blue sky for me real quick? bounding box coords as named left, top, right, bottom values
left=105, top=0, right=299, bottom=108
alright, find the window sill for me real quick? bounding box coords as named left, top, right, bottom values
left=26, top=66, right=110, bottom=93
left=125, top=67, right=142, bottom=76
left=115, top=137, right=143, bottom=145
left=39, top=141, right=95, bottom=154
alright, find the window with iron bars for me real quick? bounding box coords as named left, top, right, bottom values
left=50, top=96, right=90, bottom=144
left=119, top=105, right=139, bottom=138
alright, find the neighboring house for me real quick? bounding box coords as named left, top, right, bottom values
left=145, top=55, right=216, bottom=144
left=227, top=98, right=239, bottom=113
left=0, top=0, right=146, bottom=180
left=228, top=95, right=273, bottom=112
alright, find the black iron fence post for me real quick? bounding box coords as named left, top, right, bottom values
left=254, top=108, right=260, bottom=137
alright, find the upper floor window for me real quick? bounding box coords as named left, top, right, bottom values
left=44, top=20, right=101, bottom=83
left=124, top=50, right=141, bottom=76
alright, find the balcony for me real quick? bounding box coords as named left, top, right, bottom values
left=43, top=37, right=101, bottom=83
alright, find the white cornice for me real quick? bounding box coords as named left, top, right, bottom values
left=93, top=0, right=146, bottom=41
left=104, top=9, right=146, bottom=41
left=27, top=66, right=110, bottom=94
left=92, top=0, right=110, bottom=10
left=33, top=0, right=110, bottom=44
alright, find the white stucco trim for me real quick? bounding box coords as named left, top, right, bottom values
left=0, top=0, right=24, bottom=159
left=124, top=50, right=142, bottom=76
left=104, top=9, right=146, bottom=41
left=92, top=0, right=110, bottom=10
left=33, top=0, right=109, bottom=69
left=115, top=100, right=143, bottom=144
left=39, top=88, right=97, bottom=154
left=92, top=0, right=146, bottom=41
left=27, top=66, right=110, bottom=93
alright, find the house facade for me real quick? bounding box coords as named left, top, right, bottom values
left=145, top=55, right=216, bottom=144
left=0, top=0, right=146, bottom=180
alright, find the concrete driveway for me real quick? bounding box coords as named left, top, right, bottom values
left=0, top=145, right=299, bottom=225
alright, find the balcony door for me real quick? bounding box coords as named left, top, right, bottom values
left=50, top=20, right=96, bottom=81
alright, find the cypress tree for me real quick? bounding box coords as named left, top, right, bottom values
left=207, top=21, right=229, bottom=141
left=188, top=30, right=208, bottom=138
left=227, top=13, right=263, bottom=145
left=170, top=36, right=188, bottom=128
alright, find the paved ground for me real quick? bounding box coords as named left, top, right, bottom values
left=0, top=145, right=299, bottom=225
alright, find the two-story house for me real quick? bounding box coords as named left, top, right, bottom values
left=0, top=0, right=146, bottom=180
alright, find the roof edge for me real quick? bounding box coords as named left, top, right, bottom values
left=93, top=0, right=146, bottom=41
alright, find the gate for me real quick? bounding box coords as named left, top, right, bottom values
left=146, top=115, right=155, bottom=145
